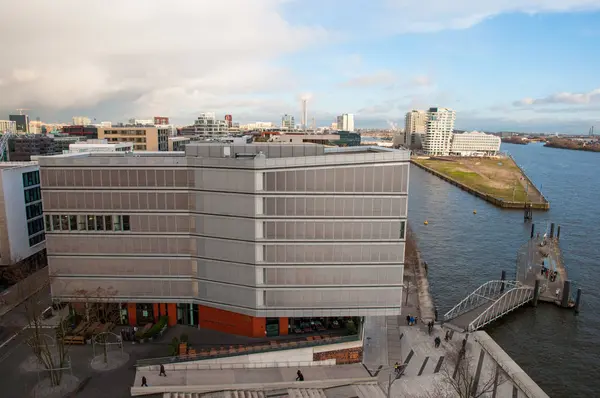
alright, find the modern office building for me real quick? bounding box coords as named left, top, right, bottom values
left=281, top=114, right=295, bottom=130
left=423, top=107, right=456, bottom=156
left=128, top=118, right=154, bottom=126
left=168, top=137, right=190, bottom=151
left=0, top=120, right=17, bottom=134
left=72, top=116, right=91, bottom=126
left=9, top=114, right=29, bottom=133
left=61, top=125, right=99, bottom=139
left=7, top=135, right=60, bottom=161
left=336, top=114, right=355, bottom=132
left=67, top=140, right=133, bottom=154
left=0, top=162, right=46, bottom=266
left=153, top=117, right=170, bottom=126
left=39, top=143, right=409, bottom=337
left=404, top=110, right=428, bottom=148
left=331, top=131, right=361, bottom=147
left=98, top=126, right=169, bottom=151
left=450, top=131, right=501, bottom=156
left=180, top=113, right=229, bottom=137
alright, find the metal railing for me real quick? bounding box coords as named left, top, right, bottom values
left=467, top=287, right=534, bottom=332
left=444, top=280, right=519, bottom=321
left=140, top=359, right=336, bottom=372
left=135, top=334, right=360, bottom=367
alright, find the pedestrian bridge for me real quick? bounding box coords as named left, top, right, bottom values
left=443, top=280, right=535, bottom=332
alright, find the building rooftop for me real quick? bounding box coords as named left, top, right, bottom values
left=0, top=161, right=38, bottom=170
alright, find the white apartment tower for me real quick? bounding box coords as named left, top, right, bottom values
left=72, top=116, right=91, bottom=126
left=336, top=114, right=355, bottom=131
left=404, top=110, right=428, bottom=148
left=424, top=107, right=456, bottom=156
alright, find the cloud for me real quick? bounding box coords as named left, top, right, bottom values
left=0, top=0, right=328, bottom=118
left=513, top=88, right=600, bottom=106
left=338, top=70, right=398, bottom=88
left=410, top=75, right=433, bottom=87
left=384, top=0, right=600, bottom=33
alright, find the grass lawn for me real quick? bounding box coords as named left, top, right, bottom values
left=413, top=157, right=538, bottom=203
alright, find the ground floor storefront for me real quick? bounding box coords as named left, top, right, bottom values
left=91, top=302, right=358, bottom=338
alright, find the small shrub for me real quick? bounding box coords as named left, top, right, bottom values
left=143, top=316, right=168, bottom=339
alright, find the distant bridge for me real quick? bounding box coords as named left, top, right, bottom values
left=443, top=280, right=535, bottom=332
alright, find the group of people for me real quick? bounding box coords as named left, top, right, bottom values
left=541, top=266, right=559, bottom=282
left=405, top=314, right=418, bottom=326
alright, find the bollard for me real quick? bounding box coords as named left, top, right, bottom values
left=557, top=225, right=561, bottom=240
left=550, top=223, right=555, bottom=239
left=500, top=271, right=506, bottom=293
left=574, top=288, right=582, bottom=313
left=561, top=280, right=571, bottom=308
left=533, top=279, right=540, bottom=307
left=530, top=223, right=535, bottom=239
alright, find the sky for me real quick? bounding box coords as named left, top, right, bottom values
left=1, top=0, right=600, bottom=133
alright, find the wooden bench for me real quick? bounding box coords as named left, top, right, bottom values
left=63, top=335, right=85, bottom=345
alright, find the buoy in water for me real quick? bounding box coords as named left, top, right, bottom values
left=473, top=210, right=477, bottom=214
left=424, top=220, right=429, bottom=225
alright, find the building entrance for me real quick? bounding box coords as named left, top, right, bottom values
left=177, top=303, right=197, bottom=326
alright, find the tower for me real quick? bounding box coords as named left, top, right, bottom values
left=301, top=99, right=308, bottom=131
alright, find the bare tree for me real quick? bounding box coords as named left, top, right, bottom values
left=73, top=286, right=120, bottom=365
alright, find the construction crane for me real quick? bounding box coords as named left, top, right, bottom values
left=16, top=108, right=30, bottom=115
left=0, top=132, right=15, bottom=161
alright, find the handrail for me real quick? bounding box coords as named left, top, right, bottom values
left=135, top=334, right=360, bottom=367
left=468, top=287, right=534, bottom=332
left=139, top=359, right=336, bottom=371
left=444, top=280, right=519, bottom=321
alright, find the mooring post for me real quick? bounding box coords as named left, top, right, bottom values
left=500, top=270, right=506, bottom=293
left=550, top=223, right=555, bottom=239
left=561, top=280, right=571, bottom=308
left=530, top=223, right=535, bottom=239
left=533, top=279, right=540, bottom=307
left=574, top=288, right=582, bottom=313
left=557, top=225, right=561, bottom=240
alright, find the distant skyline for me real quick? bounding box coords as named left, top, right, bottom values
left=1, top=1, right=600, bottom=133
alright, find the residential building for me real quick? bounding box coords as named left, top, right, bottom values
left=423, top=107, right=456, bottom=156
left=225, top=115, right=232, bottom=128
left=39, top=143, right=409, bottom=336
left=180, top=113, right=229, bottom=137
left=404, top=110, right=428, bottom=148
left=240, top=122, right=275, bottom=131
left=281, top=114, right=295, bottom=130
left=0, top=120, right=17, bottom=134
left=98, top=126, right=169, bottom=151
left=331, top=131, right=361, bottom=147
left=53, top=137, right=82, bottom=154
left=67, top=139, right=133, bottom=154
left=168, top=137, right=190, bottom=151
left=128, top=118, right=154, bottom=126
left=29, top=120, right=43, bottom=134
left=9, top=114, right=29, bottom=133
left=336, top=114, right=355, bottom=132
left=269, top=134, right=340, bottom=144
left=450, top=131, right=501, bottom=156
left=61, top=125, right=99, bottom=139
left=8, top=135, right=60, bottom=161
left=99, top=121, right=112, bottom=128
left=0, top=162, right=46, bottom=266
left=72, top=116, right=91, bottom=126
left=153, top=117, right=169, bottom=126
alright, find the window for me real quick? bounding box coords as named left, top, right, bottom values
left=105, top=216, right=113, bottom=231
left=52, top=215, right=60, bottom=231
left=69, top=215, right=77, bottom=231
left=29, top=233, right=45, bottom=247
left=61, top=215, right=69, bottom=231
left=399, top=221, right=405, bottom=239
left=122, top=215, right=130, bottom=231
left=78, top=215, right=86, bottom=231
left=24, top=187, right=41, bottom=204
left=87, top=215, right=95, bottom=231
left=96, top=215, right=104, bottom=231
left=28, top=218, right=45, bottom=236
left=113, top=215, right=122, bottom=231
left=22, top=171, right=40, bottom=188
left=45, top=215, right=52, bottom=232
left=26, top=202, right=43, bottom=220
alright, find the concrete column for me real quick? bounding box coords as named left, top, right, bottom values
left=532, top=279, right=540, bottom=307
left=575, top=288, right=582, bottom=313
left=557, top=225, right=561, bottom=240
left=561, top=280, right=571, bottom=308
left=500, top=271, right=506, bottom=293
left=530, top=223, right=535, bottom=239
left=550, top=223, right=555, bottom=239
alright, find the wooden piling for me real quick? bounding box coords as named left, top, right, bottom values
left=575, top=288, right=582, bottom=313
left=530, top=223, right=535, bottom=239
left=557, top=225, right=561, bottom=240
left=500, top=270, right=506, bottom=292
left=550, top=223, right=555, bottom=239
left=533, top=279, right=540, bottom=307
left=561, top=280, right=571, bottom=308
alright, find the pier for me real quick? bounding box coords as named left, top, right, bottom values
left=443, top=222, right=579, bottom=332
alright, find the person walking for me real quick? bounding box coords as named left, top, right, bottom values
left=141, top=376, right=148, bottom=387
left=434, top=336, right=441, bottom=348
left=444, top=330, right=450, bottom=342
left=296, top=370, right=304, bottom=381
left=159, top=364, right=167, bottom=377
left=406, top=315, right=411, bottom=325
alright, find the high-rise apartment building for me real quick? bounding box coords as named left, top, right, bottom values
left=423, top=107, right=456, bottom=156
left=72, top=116, right=91, bottom=126
left=404, top=110, right=428, bottom=148
left=98, top=126, right=169, bottom=151
left=336, top=114, right=355, bottom=132
left=0, top=120, right=17, bottom=134
left=39, top=143, right=409, bottom=337
left=180, top=113, right=229, bottom=136
left=9, top=114, right=29, bottom=133
left=0, top=162, right=46, bottom=266
left=281, top=114, right=295, bottom=130
left=450, top=131, right=501, bottom=156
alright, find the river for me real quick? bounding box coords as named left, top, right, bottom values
left=407, top=143, right=600, bottom=397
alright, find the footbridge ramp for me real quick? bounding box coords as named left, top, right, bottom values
left=444, top=280, right=534, bottom=332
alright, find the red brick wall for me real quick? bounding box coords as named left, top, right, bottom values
left=313, top=347, right=363, bottom=364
